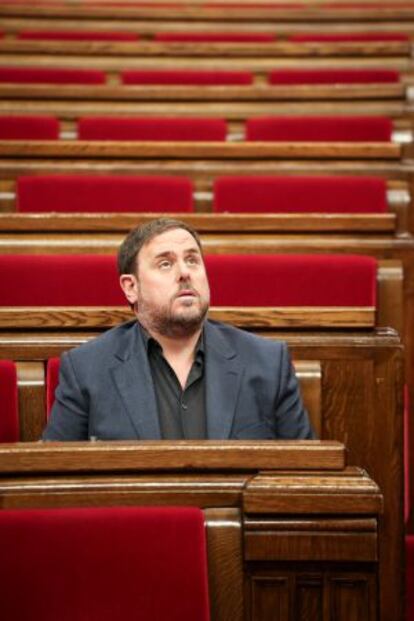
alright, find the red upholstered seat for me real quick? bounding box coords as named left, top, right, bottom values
left=121, top=69, right=253, bottom=85
left=0, top=506, right=210, bottom=621
left=246, top=116, right=392, bottom=142
left=17, top=175, right=194, bottom=212
left=288, top=33, right=410, bottom=42
left=268, top=69, right=400, bottom=84
left=17, top=30, right=140, bottom=41
left=78, top=116, right=227, bottom=141
left=154, top=32, right=276, bottom=42
left=213, top=176, right=387, bottom=213
left=0, top=255, right=125, bottom=306
left=0, top=67, right=106, bottom=84
left=0, top=360, right=19, bottom=442
left=0, top=115, right=59, bottom=140
left=47, top=357, right=61, bottom=417
left=205, top=254, right=377, bottom=307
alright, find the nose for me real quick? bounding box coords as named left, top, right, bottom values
left=177, top=259, right=191, bottom=281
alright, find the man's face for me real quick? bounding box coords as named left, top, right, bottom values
left=121, top=227, right=210, bottom=337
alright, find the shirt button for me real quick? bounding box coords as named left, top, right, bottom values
left=181, top=403, right=188, bottom=410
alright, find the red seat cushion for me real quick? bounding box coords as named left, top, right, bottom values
left=46, top=357, right=60, bottom=417
left=0, top=115, right=59, bottom=140
left=0, top=67, right=106, bottom=84
left=268, top=69, right=400, bottom=84
left=17, top=175, right=194, bottom=213
left=154, top=32, right=276, bottom=42
left=288, top=32, right=410, bottom=42
left=0, top=506, right=210, bottom=621
left=205, top=254, right=377, bottom=306
left=246, top=116, right=392, bottom=142
left=18, top=30, right=140, bottom=41
left=0, top=360, right=19, bottom=442
left=213, top=176, right=387, bottom=213
left=121, top=69, right=253, bottom=85
left=0, top=255, right=125, bottom=306
left=78, top=116, right=227, bottom=141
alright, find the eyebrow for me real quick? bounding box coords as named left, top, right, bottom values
left=153, top=247, right=201, bottom=261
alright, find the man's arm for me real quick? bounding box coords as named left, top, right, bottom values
left=42, top=351, right=89, bottom=441
left=274, top=343, right=316, bottom=439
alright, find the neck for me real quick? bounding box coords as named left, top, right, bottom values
left=144, top=324, right=202, bottom=360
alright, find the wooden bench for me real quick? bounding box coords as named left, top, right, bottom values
left=0, top=441, right=385, bottom=621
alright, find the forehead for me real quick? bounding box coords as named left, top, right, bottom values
left=141, top=228, right=200, bottom=259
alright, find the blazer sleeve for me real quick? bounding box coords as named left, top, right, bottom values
left=42, top=351, right=89, bottom=441
left=274, top=342, right=316, bottom=439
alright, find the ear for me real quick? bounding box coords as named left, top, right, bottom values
left=119, top=273, right=139, bottom=306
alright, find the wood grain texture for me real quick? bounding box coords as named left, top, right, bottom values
left=0, top=440, right=345, bottom=473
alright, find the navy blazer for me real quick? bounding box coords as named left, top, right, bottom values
left=43, top=320, right=314, bottom=441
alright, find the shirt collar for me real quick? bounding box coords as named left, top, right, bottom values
left=137, top=321, right=204, bottom=357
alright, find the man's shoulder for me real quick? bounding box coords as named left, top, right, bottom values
left=206, top=319, right=286, bottom=355
left=67, top=320, right=137, bottom=361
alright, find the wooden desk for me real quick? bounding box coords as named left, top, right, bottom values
left=0, top=441, right=384, bottom=621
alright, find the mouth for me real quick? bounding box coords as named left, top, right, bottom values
left=176, top=289, right=197, bottom=299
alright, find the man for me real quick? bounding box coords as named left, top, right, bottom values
left=43, top=218, right=314, bottom=441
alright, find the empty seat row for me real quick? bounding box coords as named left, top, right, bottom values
left=0, top=66, right=401, bottom=85
left=0, top=114, right=394, bottom=141
left=13, top=174, right=389, bottom=214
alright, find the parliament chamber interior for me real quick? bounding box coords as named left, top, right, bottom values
left=0, top=0, right=414, bottom=619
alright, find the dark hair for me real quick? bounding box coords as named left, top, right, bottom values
left=117, top=217, right=203, bottom=275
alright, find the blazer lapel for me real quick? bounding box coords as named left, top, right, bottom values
left=111, top=323, right=161, bottom=439
left=204, top=321, right=243, bottom=439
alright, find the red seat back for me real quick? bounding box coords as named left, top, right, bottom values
left=0, top=115, right=59, bottom=140
left=246, top=116, right=393, bottom=142
left=213, top=175, right=387, bottom=213
left=0, top=506, right=210, bottom=621
left=78, top=117, right=227, bottom=141
left=17, top=175, right=194, bottom=213
left=268, top=69, right=400, bottom=84
left=0, top=360, right=19, bottom=442
left=0, top=255, right=125, bottom=306
left=0, top=67, right=106, bottom=84
left=205, top=254, right=377, bottom=307
left=121, top=69, right=253, bottom=85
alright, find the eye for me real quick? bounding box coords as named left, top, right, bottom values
left=186, top=254, right=200, bottom=266
left=158, top=259, right=172, bottom=270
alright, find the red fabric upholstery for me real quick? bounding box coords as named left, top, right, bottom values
left=0, top=255, right=125, bottom=306
left=407, top=536, right=414, bottom=621
left=0, top=506, right=210, bottom=621
left=78, top=117, right=227, bottom=141
left=0, top=67, right=106, bottom=84
left=46, top=357, right=60, bottom=417
left=154, top=32, right=276, bottom=42
left=268, top=69, right=400, bottom=84
left=121, top=69, right=253, bottom=85
left=205, top=254, right=377, bottom=307
left=18, top=30, right=140, bottom=41
left=17, top=175, right=194, bottom=213
left=0, top=360, right=19, bottom=442
left=246, top=116, right=393, bottom=142
left=289, top=33, right=410, bottom=42
left=213, top=176, right=387, bottom=214
left=0, top=115, right=59, bottom=140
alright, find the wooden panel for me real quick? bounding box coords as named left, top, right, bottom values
left=293, top=361, right=321, bottom=437
left=205, top=508, right=244, bottom=621
left=15, top=361, right=45, bottom=442
left=250, top=576, right=290, bottom=621
left=327, top=574, right=377, bottom=621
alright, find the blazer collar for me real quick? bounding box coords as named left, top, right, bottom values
left=111, top=322, right=161, bottom=439
left=204, top=320, right=243, bottom=439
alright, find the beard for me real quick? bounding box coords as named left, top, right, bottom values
left=136, top=282, right=210, bottom=338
